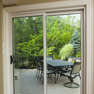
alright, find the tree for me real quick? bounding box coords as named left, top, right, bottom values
left=70, top=29, right=81, bottom=55
left=14, top=15, right=81, bottom=60
left=13, top=16, right=43, bottom=56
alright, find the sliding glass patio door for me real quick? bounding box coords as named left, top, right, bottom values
left=12, top=11, right=83, bottom=94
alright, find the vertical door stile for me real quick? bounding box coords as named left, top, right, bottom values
left=43, top=12, right=47, bottom=94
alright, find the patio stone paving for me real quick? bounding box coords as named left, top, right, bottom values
left=15, top=69, right=80, bottom=94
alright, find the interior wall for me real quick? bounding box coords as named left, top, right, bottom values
left=0, top=0, right=3, bottom=94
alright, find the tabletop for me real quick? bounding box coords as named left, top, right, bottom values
left=41, top=60, right=74, bottom=67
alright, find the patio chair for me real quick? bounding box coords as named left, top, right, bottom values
left=47, top=56, right=53, bottom=60
left=36, top=56, right=43, bottom=79
left=36, top=56, right=53, bottom=80
left=68, top=56, right=74, bottom=62
left=35, top=56, right=43, bottom=78
left=59, top=58, right=81, bottom=88
left=40, top=67, right=56, bottom=84
left=40, top=57, right=57, bottom=84
left=47, top=56, right=53, bottom=70
left=59, top=56, right=74, bottom=73
left=47, top=56, right=58, bottom=83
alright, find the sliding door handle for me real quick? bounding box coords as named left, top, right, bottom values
left=10, top=55, right=13, bottom=64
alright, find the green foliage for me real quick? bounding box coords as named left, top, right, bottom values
left=13, top=14, right=81, bottom=68
left=60, top=44, right=73, bottom=60
left=53, top=53, right=61, bottom=59
left=38, top=47, right=55, bottom=56
left=70, top=29, right=81, bottom=55
left=14, top=16, right=43, bottom=56
left=16, top=30, right=43, bottom=57
left=76, top=51, right=81, bottom=58
left=46, top=18, right=73, bottom=56
left=47, top=47, right=55, bottom=56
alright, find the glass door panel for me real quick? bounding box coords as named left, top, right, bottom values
left=46, top=14, right=81, bottom=94
left=13, top=16, right=44, bottom=94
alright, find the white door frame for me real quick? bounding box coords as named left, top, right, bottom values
left=2, top=1, right=93, bottom=94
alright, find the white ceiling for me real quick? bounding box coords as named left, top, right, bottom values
left=2, top=0, right=17, bottom=5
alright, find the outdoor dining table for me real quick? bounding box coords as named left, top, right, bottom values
left=40, top=60, right=74, bottom=83
left=41, top=59, right=74, bottom=67
left=46, top=60, right=74, bottom=67
left=41, top=59, right=74, bottom=74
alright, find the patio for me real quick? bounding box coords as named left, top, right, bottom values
left=15, top=69, right=80, bottom=94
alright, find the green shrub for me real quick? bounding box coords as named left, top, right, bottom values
left=76, top=51, right=81, bottom=58
left=60, top=43, right=73, bottom=60
left=53, top=53, right=61, bottom=59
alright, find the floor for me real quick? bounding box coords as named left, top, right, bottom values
left=15, top=69, right=80, bottom=94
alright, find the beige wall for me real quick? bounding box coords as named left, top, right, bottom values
left=0, top=0, right=3, bottom=94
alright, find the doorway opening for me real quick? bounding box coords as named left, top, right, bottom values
left=13, top=13, right=82, bottom=94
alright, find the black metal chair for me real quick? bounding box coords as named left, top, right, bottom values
left=59, top=58, right=81, bottom=88
left=47, top=56, right=53, bottom=70
left=40, top=65, right=56, bottom=84
left=59, top=56, right=74, bottom=73
left=36, top=56, right=43, bottom=79
left=40, top=56, right=57, bottom=84
left=67, top=56, right=74, bottom=62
